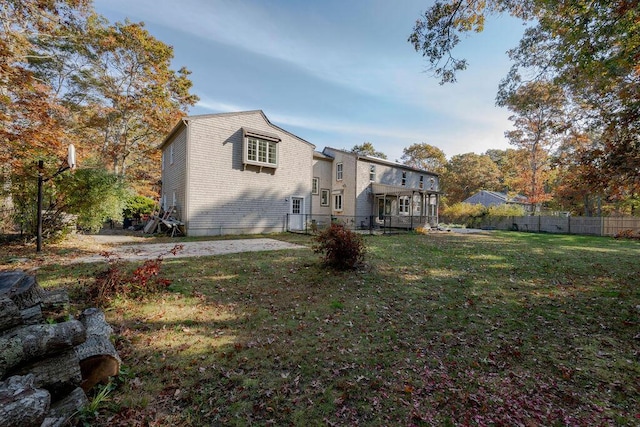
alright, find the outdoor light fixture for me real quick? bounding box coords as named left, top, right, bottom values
left=36, top=144, right=77, bottom=252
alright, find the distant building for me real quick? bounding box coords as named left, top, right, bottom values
left=464, top=190, right=530, bottom=210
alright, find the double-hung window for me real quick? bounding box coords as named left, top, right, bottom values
left=399, top=197, right=410, bottom=215
left=419, top=175, right=424, bottom=189
left=334, top=193, right=343, bottom=211
left=320, top=189, right=330, bottom=206
left=336, top=163, right=343, bottom=181
left=401, top=171, right=407, bottom=186
left=369, top=164, right=376, bottom=182
left=312, top=177, right=319, bottom=195
left=243, top=128, right=280, bottom=169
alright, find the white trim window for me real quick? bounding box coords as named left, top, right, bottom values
left=419, top=175, right=424, bottom=189
left=399, top=196, right=410, bottom=215
left=312, top=177, right=319, bottom=195
left=246, top=136, right=278, bottom=167
left=169, top=144, right=174, bottom=165
left=369, top=164, right=376, bottom=182
left=401, top=171, right=407, bottom=186
left=334, top=193, right=343, bottom=211
left=320, top=189, right=330, bottom=206
left=162, top=151, right=165, bottom=170
left=336, top=163, right=343, bottom=181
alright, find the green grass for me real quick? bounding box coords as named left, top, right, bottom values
left=35, top=231, right=640, bottom=425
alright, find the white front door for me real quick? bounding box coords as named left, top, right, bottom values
left=290, top=197, right=305, bottom=231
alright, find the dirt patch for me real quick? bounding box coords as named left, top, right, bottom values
left=74, top=238, right=307, bottom=263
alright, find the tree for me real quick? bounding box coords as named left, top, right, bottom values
left=501, top=81, right=568, bottom=209
left=350, top=142, right=387, bottom=159
left=409, top=0, right=640, bottom=200
left=1, top=1, right=198, bottom=239
left=400, top=143, right=447, bottom=174
left=442, top=152, right=502, bottom=203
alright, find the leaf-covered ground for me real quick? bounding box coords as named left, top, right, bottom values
left=30, top=231, right=640, bottom=425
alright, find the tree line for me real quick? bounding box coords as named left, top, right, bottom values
left=406, top=0, right=639, bottom=215
left=352, top=138, right=637, bottom=216
left=1, top=0, right=198, bottom=235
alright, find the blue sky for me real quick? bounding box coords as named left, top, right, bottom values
left=93, top=0, right=527, bottom=161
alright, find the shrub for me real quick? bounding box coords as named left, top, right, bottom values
left=487, top=203, right=526, bottom=218
left=614, top=229, right=640, bottom=240
left=88, top=245, right=183, bottom=306
left=123, top=195, right=157, bottom=220
left=441, top=202, right=486, bottom=227
left=313, top=223, right=366, bottom=270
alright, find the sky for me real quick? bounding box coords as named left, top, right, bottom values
left=93, top=0, right=528, bottom=161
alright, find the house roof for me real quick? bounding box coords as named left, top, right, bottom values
left=371, top=183, right=440, bottom=196
left=322, top=147, right=439, bottom=176
left=313, top=151, right=333, bottom=160
left=159, top=110, right=315, bottom=149
left=464, top=190, right=529, bottom=205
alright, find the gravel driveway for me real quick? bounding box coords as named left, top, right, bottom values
left=76, top=236, right=306, bottom=263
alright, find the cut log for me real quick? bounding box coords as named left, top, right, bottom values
left=41, top=289, right=70, bottom=321
left=0, top=271, right=45, bottom=310
left=20, top=304, right=43, bottom=325
left=75, top=308, right=121, bottom=392
left=0, top=320, right=86, bottom=378
left=41, top=387, right=88, bottom=427
left=0, top=296, right=22, bottom=332
left=0, top=374, right=50, bottom=427
left=11, top=350, right=82, bottom=401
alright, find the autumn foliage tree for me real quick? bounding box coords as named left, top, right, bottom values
left=409, top=0, right=640, bottom=206
left=1, top=0, right=198, bottom=237
left=350, top=142, right=387, bottom=159
left=400, top=143, right=447, bottom=174
left=442, top=152, right=502, bottom=204
left=500, top=82, right=568, bottom=210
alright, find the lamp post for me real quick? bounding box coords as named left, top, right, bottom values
left=36, top=144, right=76, bottom=252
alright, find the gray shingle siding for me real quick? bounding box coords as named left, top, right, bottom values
left=162, top=111, right=313, bottom=236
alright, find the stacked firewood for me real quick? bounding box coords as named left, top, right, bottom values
left=0, top=271, right=120, bottom=427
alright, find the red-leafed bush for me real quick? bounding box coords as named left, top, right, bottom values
left=313, top=222, right=365, bottom=270
left=88, top=244, right=183, bottom=306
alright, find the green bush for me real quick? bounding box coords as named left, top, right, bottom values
left=487, top=204, right=526, bottom=217
left=441, top=202, right=486, bottom=227
left=123, top=195, right=157, bottom=219
left=313, top=223, right=366, bottom=270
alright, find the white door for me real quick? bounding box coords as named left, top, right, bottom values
left=290, top=197, right=305, bottom=231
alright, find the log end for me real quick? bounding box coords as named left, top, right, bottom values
left=79, top=355, right=120, bottom=392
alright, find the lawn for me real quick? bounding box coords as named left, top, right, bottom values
left=28, top=231, right=640, bottom=425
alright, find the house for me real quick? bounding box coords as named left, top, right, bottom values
left=313, top=148, right=440, bottom=229
left=464, top=190, right=530, bottom=210
left=160, top=111, right=440, bottom=236
left=159, top=110, right=315, bottom=236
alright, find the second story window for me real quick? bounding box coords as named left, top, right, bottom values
left=336, top=163, right=343, bottom=181
left=369, top=164, right=376, bottom=182
left=169, top=144, right=174, bottom=165
left=312, top=177, right=319, bottom=195
left=243, top=128, right=280, bottom=169
left=247, top=137, right=277, bottom=166
left=402, top=171, right=407, bottom=186
left=419, top=175, right=424, bottom=189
